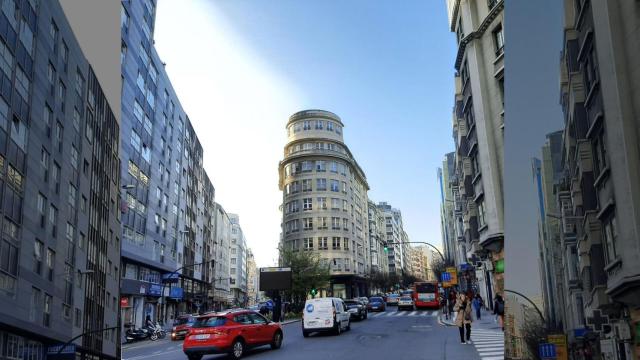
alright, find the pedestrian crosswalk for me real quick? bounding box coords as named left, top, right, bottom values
left=368, top=310, right=439, bottom=318
left=469, top=328, right=504, bottom=360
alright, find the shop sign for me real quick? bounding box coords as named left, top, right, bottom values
left=169, top=287, right=183, bottom=299
left=148, top=284, right=163, bottom=296
left=599, top=338, right=614, bottom=357
left=548, top=334, right=568, bottom=360
left=120, top=297, right=129, bottom=307
left=494, top=259, right=504, bottom=273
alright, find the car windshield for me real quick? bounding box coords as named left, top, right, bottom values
left=174, top=317, right=194, bottom=326
left=192, top=316, right=227, bottom=328
left=401, top=296, right=412, bottom=301
left=369, top=297, right=383, bottom=303
left=416, top=283, right=437, bottom=293
left=389, top=294, right=399, bottom=298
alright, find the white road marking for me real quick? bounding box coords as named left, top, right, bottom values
left=409, top=311, right=418, bottom=316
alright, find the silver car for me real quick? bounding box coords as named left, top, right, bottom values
left=397, top=296, right=415, bottom=311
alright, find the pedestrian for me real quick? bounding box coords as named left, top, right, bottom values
left=494, top=294, right=505, bottom=331
left=440, top=295, right=449, bottom=320
left=273, top=297, right=282, bottom=323
left=454, top=294, right=473, bottom=344
left=472, top=294, right=482, bottom=320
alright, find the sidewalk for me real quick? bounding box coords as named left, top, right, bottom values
left=439, top=308, right=500, bottom=330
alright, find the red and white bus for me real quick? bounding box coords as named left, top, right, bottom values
left=411, top=281, right=439, bottom=309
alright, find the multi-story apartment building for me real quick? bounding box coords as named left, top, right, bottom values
left=0, top=1, right=121, bottom=358
left=119, top=0, right=217, bottom=328
left=377, top=202, right=405, bottom=275
left=446, top=0, right=504, bottom=302
left=278, top=109, right=370, bottom=299
left=367, top=200, right=388, bottom=275
left=532, top=131, right=565, bottom=333
left=438, top=152, right=459, bottom=266
left=229, top=214, right=247, bottom=306
left=213, top=202, right=231, bottom=309
left=409, top=247, right=427, bottom=281
left=246, top=249, right=258, bottom=306
left=553, top=1, right=640, bottom=358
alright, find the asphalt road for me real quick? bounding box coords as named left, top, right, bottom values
left=122, top=308, right=502, bottom=360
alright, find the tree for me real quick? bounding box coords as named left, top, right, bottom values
left=400, top=269, right=419, bottom=288
left=430, top=257, right=455, bottom=283
left=279, top=247, right=330, bottom=307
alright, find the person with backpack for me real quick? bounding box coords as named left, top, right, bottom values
left=454, top=294, right=473, bottom=344
left=494, top=294, right=505, bottom=331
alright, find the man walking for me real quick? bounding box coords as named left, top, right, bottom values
left=494, top=294, right=505, bottom=331
left=472, top=294, right=482, bottom=320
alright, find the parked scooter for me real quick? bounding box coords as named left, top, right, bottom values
left=125, top=327, right=152, bottom=343
left=152, top=323, right=166, bottom=339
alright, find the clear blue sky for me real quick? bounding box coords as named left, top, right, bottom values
left=155, top=0, right=458, bottom=266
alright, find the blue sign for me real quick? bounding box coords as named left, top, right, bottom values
left=148, top=284, right=163, bottom=296
left=169, top=287, right=184, bottom=299
left=47, top=344, right=76, bottom=355
left=306, top=304, right=314, bottom=313
left=441, top=273, right=452, bottom=282
left=459, top=263, right=472, bottom=271
left=539, top=343, right=556, bottom=359
left=573, top=328, right=588, bottom=338
left=162, top=273, right=180, bottom=282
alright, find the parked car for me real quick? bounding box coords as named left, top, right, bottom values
left=398, top=296, right=415, bottom=311
left=357, top=297, right=369, bottom=306
left=302, top=297, right=351, bottom=337
left=367, top=297, right=386, bottom=312
left=182, top=310, right=283, bottom=360
left=386, top=294, right=400, bottom=306
left=172, top=314, right=197, bottom=340
left=344, top=299, right=368, bottom=320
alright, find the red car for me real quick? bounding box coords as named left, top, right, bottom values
left=182, top=310, right=283, bottom=360
left=172, top=314, right=197, bottom=340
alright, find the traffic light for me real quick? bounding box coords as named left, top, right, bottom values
left=310, top=288, right=317, bottom=298
left=383, top=245, right=388, bottom=253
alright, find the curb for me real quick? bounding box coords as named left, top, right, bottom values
left=281, top=318, right=302, bottom=325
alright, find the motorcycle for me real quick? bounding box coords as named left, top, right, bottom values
left=125, top=327, right=151, bottom=343
left=152, top=323, right=166, bottom=339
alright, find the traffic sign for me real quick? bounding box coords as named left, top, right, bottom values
left=539, top=343, right=556, bottom=359
left=548, top=334, right=567, bottom=360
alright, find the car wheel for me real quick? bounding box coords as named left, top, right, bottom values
left=270, top=330, right=283, bottom=349
left=335, top=321, right=341, bottom=335
left=187, top=355, right=202, bottom=360
left=229, top=339, right=244, bottom=359
left=346, top=321, right=351, bottom=331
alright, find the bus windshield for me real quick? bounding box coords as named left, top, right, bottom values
left=415, top=283, right=437, bottom=293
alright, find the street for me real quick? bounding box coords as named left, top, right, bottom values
left=122, top=309, right=503, bottom=360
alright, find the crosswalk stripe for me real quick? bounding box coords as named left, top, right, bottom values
left=409, top=311, right=418, bottom=316
left=479, top=352, right=504, bottom=356
left=480, top=357, right=504, bottom=360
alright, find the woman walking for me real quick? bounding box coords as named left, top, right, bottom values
left=454, top=294, right=473, bottom=344
left=494, top=294, right=505, bottom=331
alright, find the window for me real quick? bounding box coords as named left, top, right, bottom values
left=478, top=200, right=486, bottom=227
left=302, top=161, right=313, bottom=172
left=131, top=130, right=141, bottom=151
left=15, top=67, right=30, bottom=100
left=317, top=197, right=327, bottom=210
left=584, top=44, right=599, bottom=92
left=493, top=24, right=504, bottom=56
left=342, top=181, right=347, bottom=193
left=318, top=237, right=328, bottom=250
left=33, top=240, right=43, bottom=275
left=327, top=122, right=334, bottom=131
left=342, top=200, right=348, bottom=211
left=303, top=120, right=311, bottom=130
left=332, top=237, right=341, bottom=250
left=302, top=179, right=312, bottom=192
left=121, top=40, right=127, bottom=64
left=330, top=161, right=338, bottom=173
left=120, top=4, right=129, bottom=30
left=304, top=238, right=313, bottom=251
left=603, top=214, right=618, bottom=263
left=343, top=218, right=349, bottom=231
left=30, top=287, right=40, bottom=322
left=332, top=217, right=340, bottom=230
left=316, top=178, right=327, bottom=191
left=592, top=128, right=607, bottom=176
left=315, top=120, right=323, bottom=130
left=330, top=180, right=339, bottom=192
left=316, top=161, right=326, bottom=172
left=61, top=41, right=68, bottom=70
left=317, top=217, right=328, bottom=229
left=43, top=294, right=52, bottom=327
left=46, top=249, right=55, bottom=281
left=331, top=198, right=340, bottom=210
left=303, top=198, right=312, bottom=211
left=0, top=39, right=13, bottom=77
left=303, top=218, right=313, bottom=230
left=344, top=237, right=349, bottom=250
left=136, top=71, right=145, bottom=93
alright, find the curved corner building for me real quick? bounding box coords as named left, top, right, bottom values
left=278, top=110, right=370, bottom=298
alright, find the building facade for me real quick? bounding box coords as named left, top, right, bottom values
left=245, top=249, right=258, bottom=306
left=119, top=0, right=218, bottom=330
left=445, top=0, right=504, bottom=306
left=212, top=202, right=231, bottom=309
left=377, top=202, right=405, bottom=275
left=438, top=152, right=460, bottom=266
left=366, top=200, right=388, bottom=275
left=228, top=214, right=247, bottom=307
left=0, top=1, right=121, bottom=358
left=551, top=1, right=640, bottom=358
left=278, top=109, right=370, bottom=299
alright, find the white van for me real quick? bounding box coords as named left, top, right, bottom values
left=302, top=297, right=350, bottom=337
